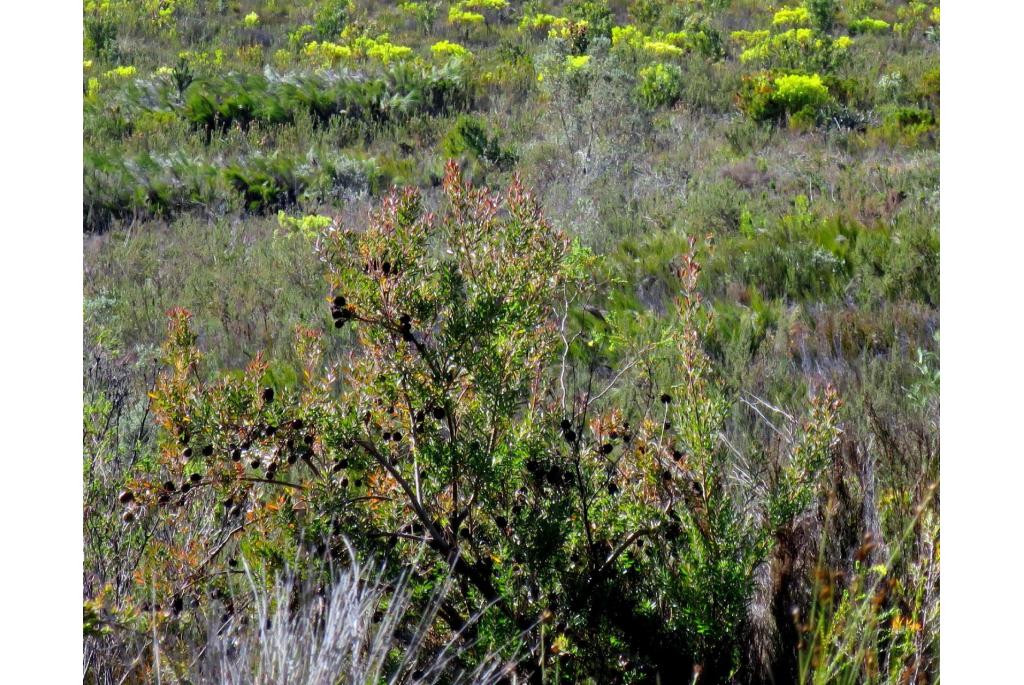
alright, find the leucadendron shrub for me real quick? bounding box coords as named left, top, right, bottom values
left=126, top=164, right=842, bottom=682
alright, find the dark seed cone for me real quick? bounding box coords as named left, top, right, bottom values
left=202, top=445, right=213, bottom=457
left=660, top=393, right=672, bottom=404
left=262, top=387, right=275, bottom=403
left=118, top=490, right=134, bottom=504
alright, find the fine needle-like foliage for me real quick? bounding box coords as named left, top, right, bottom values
left=118, top=164, right=854, bottom=682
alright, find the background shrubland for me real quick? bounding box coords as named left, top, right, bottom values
left=84, top=1, right=938, bottom=683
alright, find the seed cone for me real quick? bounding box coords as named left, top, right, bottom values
left=118, top=490, right=134, bottom=504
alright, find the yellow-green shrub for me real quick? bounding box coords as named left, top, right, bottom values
left=773, top=6, right=811, bottom=26
left=848, top=17, right=890, bottom=34
left=738, top=71, right=830, bottom=123
left=430, top=40, right=470, bottom=59
left=637, top=62, right=683, bottom=108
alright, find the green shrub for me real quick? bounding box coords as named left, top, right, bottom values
left=873, top=106, right=937, bottom=146
left=848, top=17, right=890, bottom=35
left=313, top=0, right=352, bottom=39
left=637, top=62, right=683, bottom=108
left=128, top=168, right=844, bottom=682
left=805, top=0, right=839, bottom=33
left=738, top=71, right=831, bottom=124
left=443, top=115, right=517, bottom=170
left=567, top=0, right=614, bottom=39
left=774, top=72, right=830, bottom=113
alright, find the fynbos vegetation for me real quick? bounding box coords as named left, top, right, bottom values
left=84, top=1, right=938, bottom=682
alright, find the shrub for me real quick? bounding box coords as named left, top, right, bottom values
left=431, top=39, right=470, bottom=59
left=774, top=73, right=830, bottom=113
left=242, top=11, right=259, bottom=28
left=449, top=6, right=485, bottom=26
left=848, top=17, right=890, bottom=34
left=738, top=71, right=830, bottom=124
left=567, top=0, right=614, bottom=39
left=773, top=6, right=811, bottom=27
left=643, top=39, right=684, bottom=58
left=805, top=0, right=839, bottom=33
left=128, top=167, right=845, bottom=682
left=735, top=27, right=851, bottom=73
left=637, top=62, right=683, bottom=108
left=443, top=115, right=517, bottom=170
left=873, top=106, right=937, bottom=147
left=313, top=0, right=351, bottom=39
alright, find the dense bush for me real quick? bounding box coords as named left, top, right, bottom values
left=637, top=62, right=683, bottom=108
left=110, top=167, right=864, bottom=682
left=738, top=71, right=831, bottom=124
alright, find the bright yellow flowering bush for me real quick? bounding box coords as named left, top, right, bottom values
left=737, top=70, right=830, bottom=123
left=565, top=54, right=591, bottom=71
left=774, top=72, right=829, bottom=109
left=736, top=26, right=850, bottom=72
left=773, top=6, right=811, bottom=26
left=242, top=11, right=259, bottom=28
left=303, top=40, right=353, bottom=66
left=448, top=6, right=484, bottom=25
left=84, top=59, right=94, bottom=70
left=460, top=0, right=507, bottom=9
left=303, top=33, right=413, bottom=67
left=611, top=24, right=644, bottom=48
left=362, top=36, right=413, bottom=64
left=431, top=40, right=470, bottom=59
left=103, top=65, right=137, bottom=80
left=643, top=40, right=684, bottom=58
